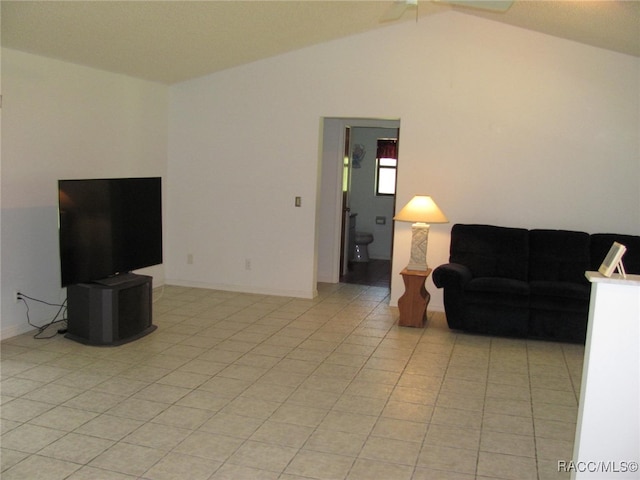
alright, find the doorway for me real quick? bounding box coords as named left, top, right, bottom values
left=316, top=118, right=400, bottom=289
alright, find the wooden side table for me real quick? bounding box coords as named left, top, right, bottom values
left=398, top=268, right=432, bottom=327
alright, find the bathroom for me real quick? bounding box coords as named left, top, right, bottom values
left=342, top=126, right=399, bottom=287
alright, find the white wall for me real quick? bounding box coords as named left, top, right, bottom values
left=1, top=49, right=168, bottom=339
left=167, top=11, right=639, bottom=308
left=166, top=63, right=323, bottom=298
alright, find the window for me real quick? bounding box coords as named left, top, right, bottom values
left=376, top=139, right=398, bottom=196
left=377, top=157, right=397, bottom=195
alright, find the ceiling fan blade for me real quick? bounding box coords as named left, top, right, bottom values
left=439, top=0, right=513, bottom=12
left=381, top=0, right=418, bottom=22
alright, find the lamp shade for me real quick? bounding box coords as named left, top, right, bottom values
left=394, top=195, right=448, bottom=224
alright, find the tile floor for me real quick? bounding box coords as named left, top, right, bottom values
left=1, top=283, right=584, bottom=480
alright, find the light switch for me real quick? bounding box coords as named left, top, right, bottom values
left=295, top=196, right=302, bottom=207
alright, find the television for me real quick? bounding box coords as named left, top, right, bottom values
left=58, top=177, right=163, bottom=287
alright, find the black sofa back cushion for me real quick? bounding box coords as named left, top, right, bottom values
left=591, top=233, right=640, bottom=275
left=450, top=224, right=529, bottom=281
left=529, top=229, right=591, bottom=284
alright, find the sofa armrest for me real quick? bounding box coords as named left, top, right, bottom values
left=433, top=263, right=472, bottom=289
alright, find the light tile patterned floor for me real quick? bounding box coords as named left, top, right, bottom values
left=1, top=283, right=584, bottom=479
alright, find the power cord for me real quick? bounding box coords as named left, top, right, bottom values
left=17, top=292, right=68, bottom=339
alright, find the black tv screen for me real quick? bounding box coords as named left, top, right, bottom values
left=58, top=177, right=163, bottom=287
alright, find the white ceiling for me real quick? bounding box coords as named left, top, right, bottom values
left=2, top=1, right=639, bottom=85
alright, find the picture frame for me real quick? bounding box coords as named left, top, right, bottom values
left=598, top=241, right=627, bottom=278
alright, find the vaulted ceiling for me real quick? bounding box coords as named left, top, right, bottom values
left=2, top=1, right=639, bottom=85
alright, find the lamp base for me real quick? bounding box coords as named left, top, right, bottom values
left=407, top=223, right=430, bottom=271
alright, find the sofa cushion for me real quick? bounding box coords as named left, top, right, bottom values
left=450, top=224, right=529, bottom=281
left=530, top=281, right=590, bottom=301
left=465, top=278, right=530, bottom=309
left=591, top=233, right=640, bottom=274
left=530, top=281, right=590, bottom=317
left=529, top=229, right=590, bottom=284
left=467, top=277, right=530, bottom=296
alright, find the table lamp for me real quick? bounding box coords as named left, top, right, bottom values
left=394, top=195, right=448, bottom=271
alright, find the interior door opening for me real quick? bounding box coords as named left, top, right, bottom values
left=315, top=117, right=400, bottom=290
left=340, top=126, right=399, bottom=288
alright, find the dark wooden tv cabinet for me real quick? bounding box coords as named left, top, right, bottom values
left=66, top=273, right=156, bottom=346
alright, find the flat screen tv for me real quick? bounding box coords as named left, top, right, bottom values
left=58, top=177, right=163, bottom=287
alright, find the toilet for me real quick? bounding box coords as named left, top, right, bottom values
left=353, top=232, right=374, bottom=262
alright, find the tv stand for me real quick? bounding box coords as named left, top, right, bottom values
left=93, top=272, right=141, bottom=287
left=66, top=273, right=156, bottom=346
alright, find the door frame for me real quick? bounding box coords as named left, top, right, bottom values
left=316, top=117, right=401, bottom=285
left=339, top=126, right=352, bottom=277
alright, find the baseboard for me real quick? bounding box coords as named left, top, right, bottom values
left=317, top=273, right=338, bottom=283
left=429, top=302, right=445, bottom=312
left=1, top=322, right=36, bottom=341
left=164, top=278, right=317, bottom=300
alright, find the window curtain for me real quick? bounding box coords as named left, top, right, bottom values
left=377, top=139, right=397, bottom=159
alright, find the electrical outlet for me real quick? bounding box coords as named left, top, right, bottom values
left=15, top=291, right=22, bottom=303
left=187, top=253, right=194, bottom=265
left=245, top=258, right=251, bottom=270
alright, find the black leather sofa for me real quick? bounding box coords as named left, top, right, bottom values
left=433, top=224, right=640, bottom=343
